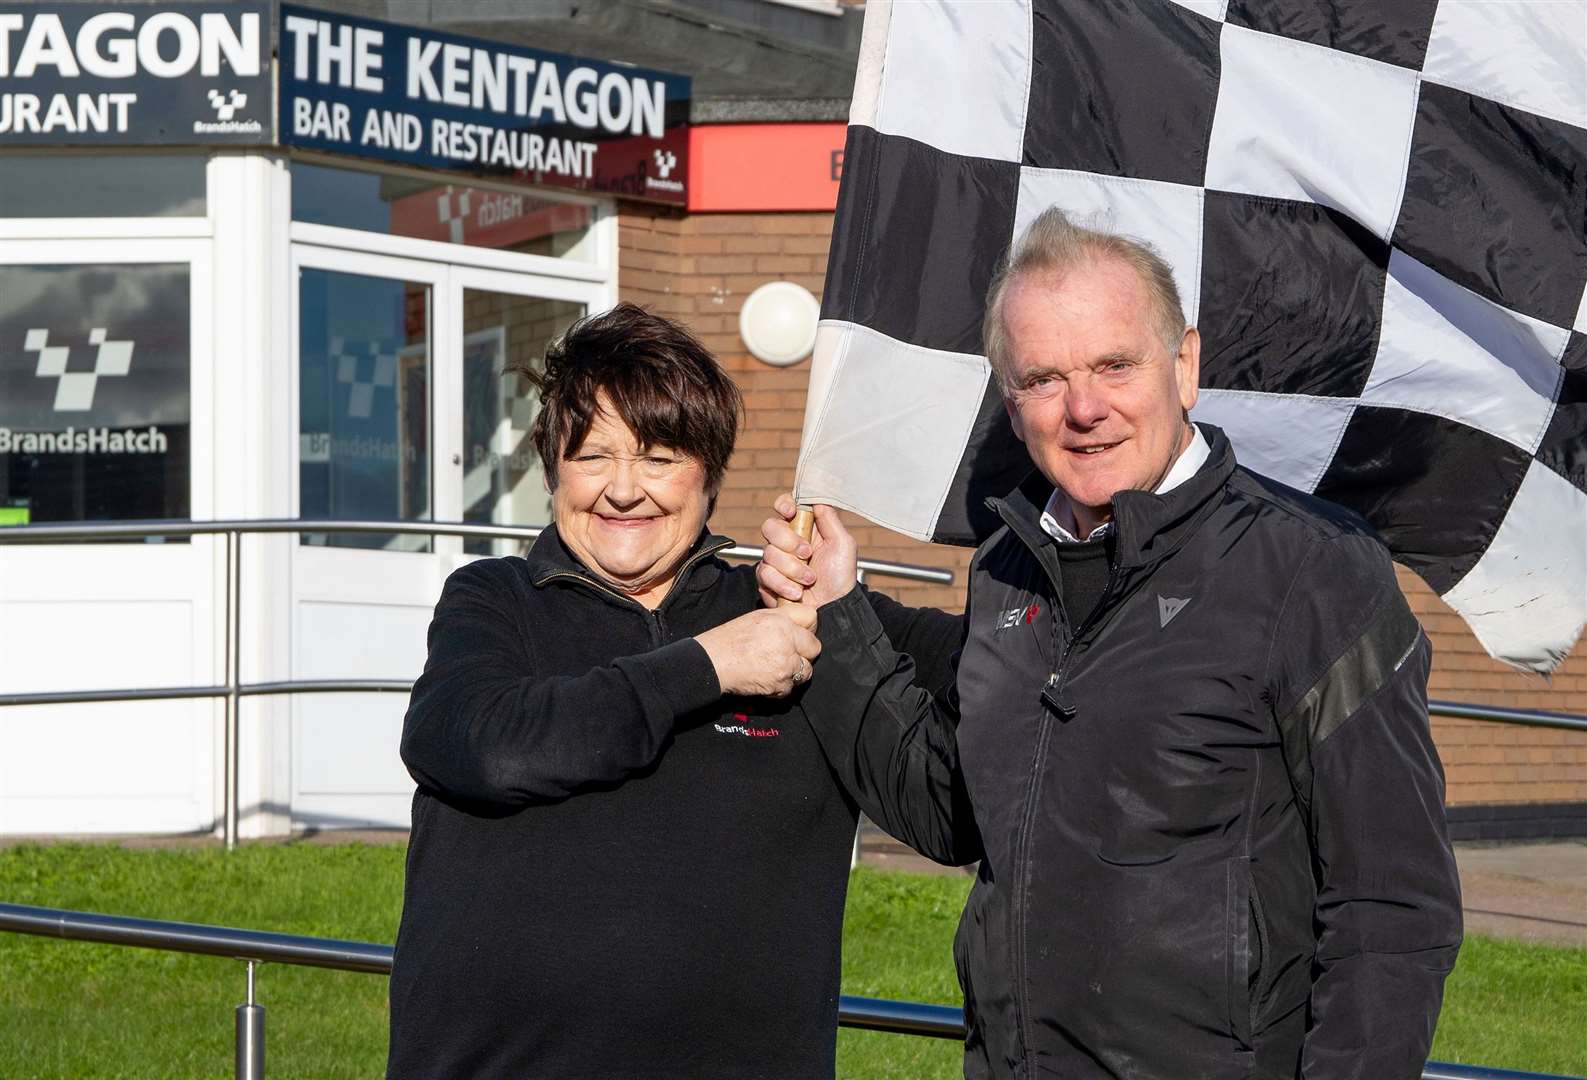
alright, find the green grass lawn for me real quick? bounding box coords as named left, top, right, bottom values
left=0, top=842, right=1582, bottom=1078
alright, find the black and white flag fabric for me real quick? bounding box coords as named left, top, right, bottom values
left=795, top=0, right=1587, bottom=672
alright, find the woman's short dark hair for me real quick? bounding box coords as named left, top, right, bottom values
left=513, top=303, right=744, bottom=495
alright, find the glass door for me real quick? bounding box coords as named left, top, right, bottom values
left=298, top=264, right=436, bottom=552
left=451, top=268, right=587, bottom=557
left=290, top=246, right=447, bottom=829
left=289, top=249, right=595, bottom=828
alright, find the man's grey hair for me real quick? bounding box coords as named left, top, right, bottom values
left=983, top=207, right=1188, bottom=391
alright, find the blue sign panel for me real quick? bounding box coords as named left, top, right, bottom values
left=0, top=3, right=271, bottom=144
left=279, top=5, right=692, bottom=204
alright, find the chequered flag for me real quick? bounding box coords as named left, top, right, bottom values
left=797, top=0, right=1586, bottom=671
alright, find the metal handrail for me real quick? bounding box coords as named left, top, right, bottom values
left=0, top=681, right=413, bottom=708
left=0, top=901, right=392, bottom=974
left=1428, top=702, right=1587, bottom=733
left=0, top=517, right=955, bottom=849
left=3, top=520, right=1581, bottom=1079
left=0, top=517, right=957, bottom=584
left=3, top=518, right=1585, bottom=840
left=0, top=902, right=1575, bottom=1080
left=3, top=680, right=1583, bottom=734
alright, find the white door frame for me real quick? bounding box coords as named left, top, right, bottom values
left=0, top=237, right=220, bottom=835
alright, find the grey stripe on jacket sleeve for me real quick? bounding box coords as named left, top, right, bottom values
left=1277, top=596, right=1423, bottom=812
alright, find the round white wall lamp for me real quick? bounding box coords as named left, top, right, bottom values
left=739, top=281, right=820, bottom=366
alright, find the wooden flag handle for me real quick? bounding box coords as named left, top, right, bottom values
left=792, top=506, right=815, bottom=543
left=777, top=505, right=817, bottom=609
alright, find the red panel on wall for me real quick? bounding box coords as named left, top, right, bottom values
left=687, top=123, right=846, bottom=212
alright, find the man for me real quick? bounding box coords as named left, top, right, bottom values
left=760, top=208, right=1463, bottom=1079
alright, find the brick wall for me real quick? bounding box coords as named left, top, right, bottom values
left=1399, top=568, right=1587, bottom=806
left=616, top=202, right=1587, bottom=807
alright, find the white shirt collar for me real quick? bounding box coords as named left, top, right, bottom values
left=1039, top=425, right=1211, bottom=543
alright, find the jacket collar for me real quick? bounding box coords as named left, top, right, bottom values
left=990, top=423, right=1237, bottom=571
left=525, top=523, right=735, bottom=597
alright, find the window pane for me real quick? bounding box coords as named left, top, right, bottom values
left=461, top=291, right=584, bottom=556
left=0, top=264, right=191, bottom=537
left=291, top=162, right=595, bottom=260
left=299, top=269, right=431, bottom=552
left=0, top=155, right=206, bottom=218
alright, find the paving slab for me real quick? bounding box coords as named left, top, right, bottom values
left=1455, top=839, right=1587, bottom=947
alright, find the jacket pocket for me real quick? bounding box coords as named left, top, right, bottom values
left=1225, top=857, right=1254, bottom=1051
left=1248, top=869, right=1269, bottom=1036
left=952, top=879, right=994, bottom=1065
left=953, top=881, right=986, bottom=1006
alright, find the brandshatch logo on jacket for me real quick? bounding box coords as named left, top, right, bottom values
left=715, top=712, right=780, bottom=738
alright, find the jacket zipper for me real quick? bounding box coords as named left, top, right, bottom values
left=1009, top=709, right=1053, bottom=1078
left=1010, top=531, right=1122, bottom=1075
left=1042, top=545, right=1123, bottom=721
left=534, top=539, right=733, bottom=646
left=990, top=472, right=1225, bottom=1072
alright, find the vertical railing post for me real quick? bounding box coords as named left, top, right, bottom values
left=223, top=529, right=241, bottom=851
left=235, top=960, right=264, bottom=1080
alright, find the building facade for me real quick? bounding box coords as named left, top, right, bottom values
left=0, top=0, right=1581, bottom=840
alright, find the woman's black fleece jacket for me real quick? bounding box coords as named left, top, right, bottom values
left=386, top=526, right=962, bottom=1080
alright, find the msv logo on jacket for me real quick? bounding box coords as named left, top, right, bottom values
left=995, top=602, right=1040, bottom=632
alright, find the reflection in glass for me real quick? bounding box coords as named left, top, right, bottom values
left=298, top=269, right=431, bottom=551
left=462, top=292, right=585, bottom=556
left=291, top=161, right=595, bottom=260
left=0, top=155, right=206, bottom=218
left=0, top=264, right=191, bottom=536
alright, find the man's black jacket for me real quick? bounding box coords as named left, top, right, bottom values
left=799, top=425, right=1463, bottom=1080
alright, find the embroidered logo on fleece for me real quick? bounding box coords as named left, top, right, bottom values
left=996, top=602, right=1041, bottom=632
left=715, top=712, right=780, bottom=738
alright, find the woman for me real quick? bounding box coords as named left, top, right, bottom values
left=387, top=304, right=959, bottom=1079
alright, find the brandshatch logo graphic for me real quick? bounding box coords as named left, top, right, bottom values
left=3, top=326, right=165, bottom=455
left=25, top=327, right=133, bottom=412
left=508, top=390, right=536, bottom=434
left=331, top=337, right=397, bottom=419
left=194, top=88, right=262, bottom=135
left=645, top=148, right=683, bottom=194
left=208, top=89, right=247, bottom=121
left=437, top=186, right=471, bottom=243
